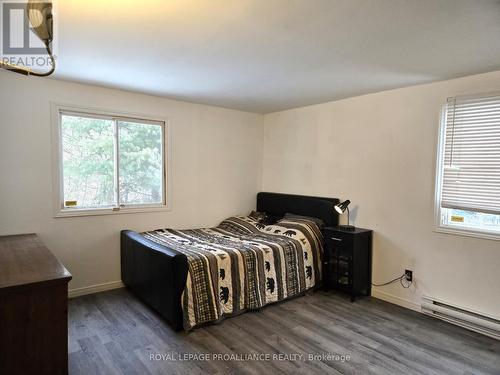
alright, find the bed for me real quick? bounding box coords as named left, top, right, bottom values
left=121, top=192, right=339, bottom=330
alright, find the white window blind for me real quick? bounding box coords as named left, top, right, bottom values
left=441, top=93, right=500, bottom=215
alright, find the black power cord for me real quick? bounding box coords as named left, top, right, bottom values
left=372, top=273, right=412, bottom=289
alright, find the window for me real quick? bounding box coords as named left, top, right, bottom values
left=53, top=105, right=168, bottom=216
left=435, top=93, right=500, bottom=239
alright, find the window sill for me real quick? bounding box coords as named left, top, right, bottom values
left=435, top=225, right=500, bottom=242
left=54, top=205, right=171, bottom=218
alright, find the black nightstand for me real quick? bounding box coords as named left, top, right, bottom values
left=322, top=226, right=373, bottom=302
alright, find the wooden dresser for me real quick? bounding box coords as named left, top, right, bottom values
left=0, top=234, right=72, bottom=375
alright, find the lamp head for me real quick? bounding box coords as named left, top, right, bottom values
left=27, top=0, right=53, bottom=45
left=334, top=200, right=351, bottom=214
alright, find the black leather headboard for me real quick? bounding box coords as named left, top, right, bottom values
left=256, top=192, right=339, bottom=227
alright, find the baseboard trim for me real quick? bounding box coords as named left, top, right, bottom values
left=68, top=280, right=124, bottom=299
left=371, top=288, right=421, bottom=312
left=69, top=282, right=420, bottom=311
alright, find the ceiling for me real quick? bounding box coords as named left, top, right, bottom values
left=53, top=0, right=500, bottom=113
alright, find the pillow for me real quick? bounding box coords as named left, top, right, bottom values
left=248, top=210, right=267, bottom=222
left=281, top=213, right=324, bottom=229
left=248, top=210, right=280, bottom=226
left=261, top=215, right=279, bottom=225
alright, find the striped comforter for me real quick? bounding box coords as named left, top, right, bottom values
left=142, top=215, right=323, bottom=330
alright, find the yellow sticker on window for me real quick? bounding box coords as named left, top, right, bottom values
left=65, top=200, right=78, bottom=207
left=451, top=215, right=464, bottom=223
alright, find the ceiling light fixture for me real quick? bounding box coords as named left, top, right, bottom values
left=0, top=0, right=55, bottom=77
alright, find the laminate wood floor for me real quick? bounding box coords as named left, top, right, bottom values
left=68, top=288, right=500, bottom=375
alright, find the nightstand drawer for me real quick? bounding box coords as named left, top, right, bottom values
left=325, top=235, right=352, bottom=255
left=324, top=229, right=351, bottom=242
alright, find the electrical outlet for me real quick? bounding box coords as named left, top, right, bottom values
left=405, top=269, right=413, bottom=282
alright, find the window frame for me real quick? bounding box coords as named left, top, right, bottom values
left=51, top=103, right=172, bottom=218
left=434, top=101, right=500, bottom=241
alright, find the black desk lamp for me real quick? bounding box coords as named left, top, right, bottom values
left=334, top=200, right=355, bottom=231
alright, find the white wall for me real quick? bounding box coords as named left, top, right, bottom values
left=0, top=72, right=263, bottom=293
left=1, top=68, right=499, bottom=318
left=262, top=70, right=500, bottom=318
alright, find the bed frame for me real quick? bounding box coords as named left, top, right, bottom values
left=121, top=192, right=339, bottom=330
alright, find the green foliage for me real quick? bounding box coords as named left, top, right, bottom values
left=62, top=115, right=163, bottom=208
left=119, top=122, right=163, bottom=204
